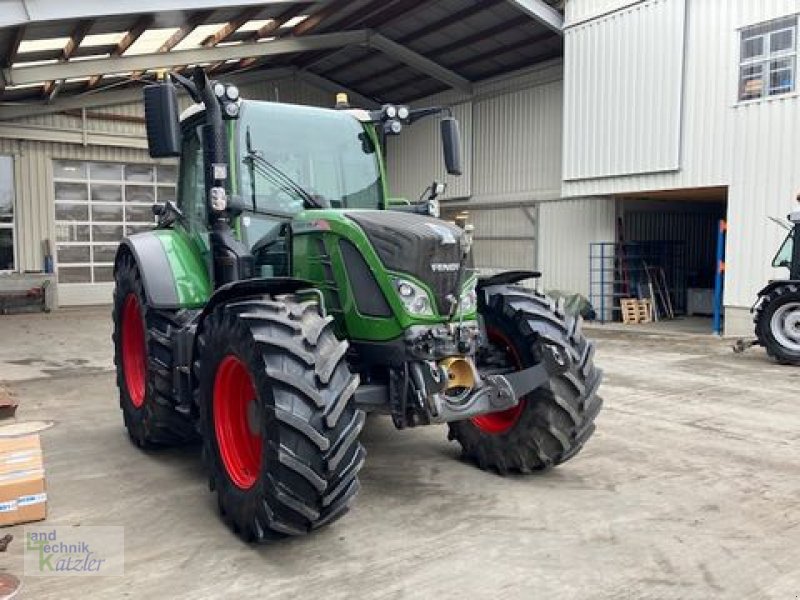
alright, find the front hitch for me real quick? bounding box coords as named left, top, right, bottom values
left=423, top=343, right=570, bottom=424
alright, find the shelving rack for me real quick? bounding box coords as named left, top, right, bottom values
left=589, top=241, right=686, bottom=323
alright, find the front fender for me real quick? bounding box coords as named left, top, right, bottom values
left=115, top=229, right=211, bottom=309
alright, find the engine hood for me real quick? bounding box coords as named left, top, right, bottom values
left=344, top=210, right=466, bottom=315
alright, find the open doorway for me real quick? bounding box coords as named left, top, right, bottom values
left=613, top=187, right=728, bottom=334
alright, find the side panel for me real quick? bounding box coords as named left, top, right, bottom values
left=116, top=228, right=211, bottom=309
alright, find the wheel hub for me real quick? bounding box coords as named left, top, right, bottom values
left=770, top=302, right=800, bottom=352
left=213, top=355, right=263, bottom=490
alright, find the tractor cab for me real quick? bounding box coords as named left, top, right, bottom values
left=771, top=210, right=800, bottom=280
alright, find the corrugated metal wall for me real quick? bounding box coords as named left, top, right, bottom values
left=563, top=0, right=686, bottom=180
left=562, top=0, right=800, bottom=329
left=538, top=197, right=616, bottom=297
left=566, top=0, right=644, bottom=24
left=386, top=61, right=563, bottom=203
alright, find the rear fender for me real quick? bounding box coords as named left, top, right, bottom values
left=752, top=280, right=800, bottom=312
left=477, top=270, right=541, bottom=289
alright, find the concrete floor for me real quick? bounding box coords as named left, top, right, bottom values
left=0, top=307, right=799, bottom=599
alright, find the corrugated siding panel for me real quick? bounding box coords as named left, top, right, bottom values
left=538, top=197, right=616, bottom=296
left=386, top=100, right=472, bottom=201
left=565, top=0, right=644, bottom=24
left=386, top=61, right=564, bottom=203
left=473, top=80, right=562, bottom=198
left=442, top=205, right=537, bottom=273
left=563, top=0, right=686, bottom=180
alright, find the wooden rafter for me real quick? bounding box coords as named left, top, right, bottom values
left=233, top=3, right=312, bottom=71
left=42, top=19, right=93, bottom=100
left=202, top=7, right=266, bottom=73
left=290, top=0, right=352, bottom=37
left=85, top=15, right=153, bottom=90
left=130, top=10, right=213, bottom=79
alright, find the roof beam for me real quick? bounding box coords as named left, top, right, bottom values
left=131, top=10, right=214, bottom=79
left=291, top=0, right=352, bottom=37
left=0, top=26, right=25, bottom=96
left=86, top=15, right=153, bottom=89
left=0, top=0, right=299, bottom=28
left=42, top=19, right=93, bottom=99
left=295, top=0, right=428, bottom=70
left=370, top=34, right=471, bottom=94
left=204, top=7, right=263, bottom=47
left=5, top=31, right=369, bottom=86
left=506, top=0, right=564, bottom=34
left=235, top=3, right=313, bottom=70
left=345, top=16, right=531, bottom=90
left=0, top=66, right=295, bottom=121
left=198, top=7, right=264, bottom=74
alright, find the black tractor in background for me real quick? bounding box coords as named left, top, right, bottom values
left=744, top=210, right=800, bottom=363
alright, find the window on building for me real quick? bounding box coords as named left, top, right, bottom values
left=53, top=160, right=177, bottom=284
left=739, top=16, right=798, bottom=101
left=0, top=156, right=14, bottom=272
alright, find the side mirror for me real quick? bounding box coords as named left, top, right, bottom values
left=144, top=83, right=181, bottom=158
left=441, top=117, right=462, bottom=176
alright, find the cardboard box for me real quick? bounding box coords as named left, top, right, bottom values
left=0, top=386, right=17, bottom=419
left=0, top=435, right=46, bottom=526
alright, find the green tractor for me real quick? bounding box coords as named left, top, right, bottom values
left=749, top=209, right=800, bottom=363
left=112, top=68, right=603, bottom=541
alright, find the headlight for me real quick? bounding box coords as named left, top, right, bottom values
left=394, top=278, right=434, bottom=316
left=458, top=278, right=478, bottom=314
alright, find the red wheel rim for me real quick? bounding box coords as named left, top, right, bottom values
left=213, top=355, right=263, bottom=490
left=471, top=327, right=526, bottom=435
left=121, top=293, right=147, bottom=409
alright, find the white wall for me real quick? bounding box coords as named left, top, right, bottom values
left=563, top=0, right=686, bottom=179
left=563, top=0, right=800, bottom=334
left=538, top=197, right=616, bottom=298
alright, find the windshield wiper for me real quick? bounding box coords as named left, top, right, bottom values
left=243, top=130, right=323, bottom=210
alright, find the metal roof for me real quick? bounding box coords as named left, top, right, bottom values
left=0, top=0, right=563, bottom=112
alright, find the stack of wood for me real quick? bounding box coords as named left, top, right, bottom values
left=621, top=298, right=653, bottom=324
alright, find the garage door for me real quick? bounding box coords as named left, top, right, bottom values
left=53, top=159, right=176, bottom=306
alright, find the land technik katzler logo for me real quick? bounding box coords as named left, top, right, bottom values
left=24, top=526, right=124, bottom=576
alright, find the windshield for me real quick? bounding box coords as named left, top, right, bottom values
left=239, top=101, right=383, bottom=213
left=773, top=231, right=794, bottom=269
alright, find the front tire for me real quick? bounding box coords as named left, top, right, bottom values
left=112, top=253, right=197, bottom=447
left=196, top=295, right=365, bottom=541
left=755, top=283, right=800, bottom=364
left=448, top=286, right=603, bottom=474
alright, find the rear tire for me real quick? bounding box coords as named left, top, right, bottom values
left=112, top=253, right=197, bottom=447
left=196, top=295, right=365, bottom=541
left=448, top=286, right=602, bottom=474
left=755, top=283, right=800, bottom=364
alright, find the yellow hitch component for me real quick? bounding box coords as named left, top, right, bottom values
left=439, top=357, right=476, bottom=392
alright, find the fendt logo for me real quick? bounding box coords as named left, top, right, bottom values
left=431, top=263, right=460, bottom=272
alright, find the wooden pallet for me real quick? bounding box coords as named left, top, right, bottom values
left=621, top=298, right=653, bottom=324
